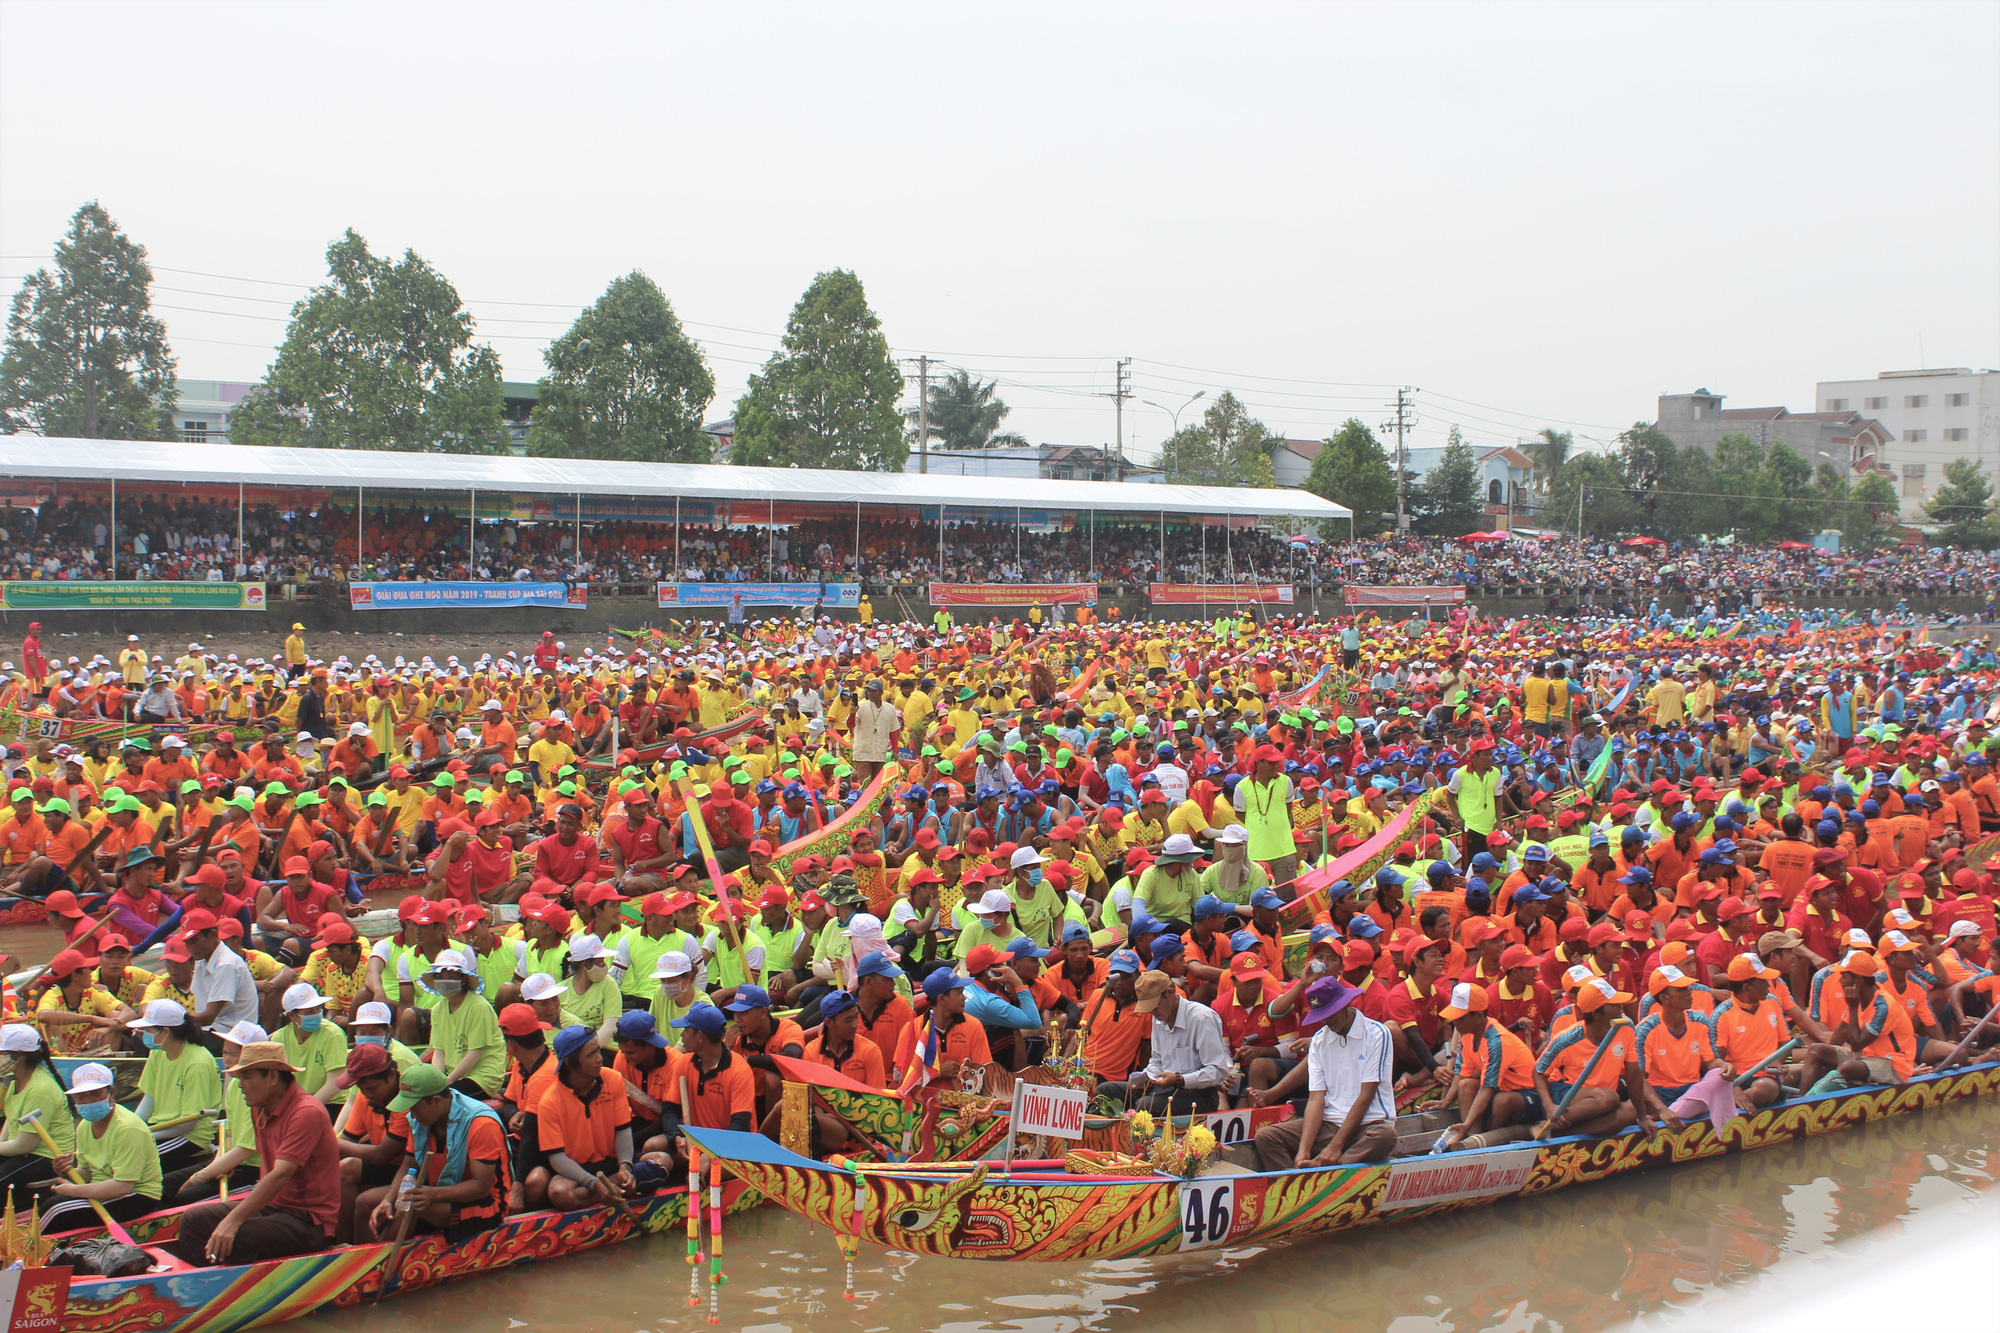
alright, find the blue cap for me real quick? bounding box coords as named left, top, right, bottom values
left=1621, top=825, right=1648, bottom=842
left=818, top=990, right=858, bottom=1020
left=1619, top=866, right=1652, bottom=884
left=1347, top=916, right=1383, bottom=939
left=1250, top=887, right=1285, bottom=911
left=1375, top=868, right=1400, bottom=887
left=1005, top=935, right=1050, bottom=959
left=855, top=952, right=901, bottom=980
left=1427, top=859, right=1456, bottom=883
left=1129, top=913, right=1164, bottom=939
left=1328, top=879, right=1357, bottom=899
left=905, top=784, right=928, bottom=799
left=1193, top=894, right=1228, bottom=920
left=783, top=781, right=809, bottom=799
left=1106, top=949, right=1143, bottom=975
left=1861, top=799, right=1881, bottom=817
left=1589, top=831, right=1610, bottom=847
left=1309, top=923, right=1345, bottom=947
left=1698, top=848, right=1729, bottom=866
left=1511, top=885, right=1544, bottom=904
left=1228, top=929, right=1260, bottom=952
left=1538, top=876, right=1567, bottom=896
left=553, top=1024, right=595, bottom=1063
left=755, top=778, right=779, bottom=795
left=1148, top=934, right=1185, bottom=965
left=1471, top=852, right=1500, bottom=871
left=724, top=984, right=772, bottom=1012
left=1816, top=820, right=1842, bottom=838
left=1712, top=816, right=1739, bottom=833
left=668, top=1003, right=727, bottom=1037
left=1670, top=811, right=1699, bottom=832
left=615, top=1010, right=670, bottom=1049
left=1062, top=921, right=1091, bottom=943
left=1465, top=875, right=1491, bottom=900
left=1157, top=744, right=1176, bottom=758
left=1845, top=809, right=1866, bottom=824
left=923, top=965, right=973, bottom=997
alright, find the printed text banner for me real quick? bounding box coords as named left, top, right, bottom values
left=0, top=581, right=266, bottom=611
left=348, top=582, right=586, bottom=609
left=1341, top=585, right=1467, bottom=607
left=1148, top=584, right=1294, bottom=605
left=658, top=582, right=861, bottom=609
left=928, top=582, right=1098, bottom=607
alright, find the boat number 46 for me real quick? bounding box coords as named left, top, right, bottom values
left=1178, top=1176, right=1263, bottom=1251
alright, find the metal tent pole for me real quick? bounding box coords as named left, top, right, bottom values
left=767, top=498, right=775, bottom=578
left=237, top=483, right=244, bottom=570
left=675, top=496, right=682, bottom=575
left=575, top=492, right=582, bottom=576
left=468, top=487, right=475, bottom=574
left=109, top=477, right=117, bottom=579
left=357, top=485, right=364, bottom=568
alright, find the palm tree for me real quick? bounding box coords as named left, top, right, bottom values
left=1527, top=427, right=1572, bottom=490
left=905, top=368, right=1029, bottom=452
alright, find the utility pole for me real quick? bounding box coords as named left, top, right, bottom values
left=913, top=355, right=931, bottom=474
left=1382, top=386, right=1417, bottom=532
left=1099, top=358, right=1133, bottom=481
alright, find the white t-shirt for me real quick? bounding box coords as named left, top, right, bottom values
left=1306, top=1013, right=1395, bottom=1128
left=192, top=946, right=259, bottom=1034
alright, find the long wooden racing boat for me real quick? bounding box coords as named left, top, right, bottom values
left=41, top=1175, right=756, bottom=1333
left=682, top=1059, right=2000, bottom=1263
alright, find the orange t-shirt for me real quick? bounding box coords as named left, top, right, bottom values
left=666, top=1048, right=758, bottom=1130
left=419, top=1112, right=510, bottom=1221
left=801, top=1032, right=887, bottom=1089
left=1636, top=1012, right=1714, bottom=1088
left=536, top=1068, right=632, bottom=1164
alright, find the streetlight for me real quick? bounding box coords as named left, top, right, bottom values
left=1143, top=390, right=1206, bottom=436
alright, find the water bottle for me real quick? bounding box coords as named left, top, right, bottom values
left=397, top=1166, right=418, bottom=1212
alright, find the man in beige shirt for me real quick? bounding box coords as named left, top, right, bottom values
left=852, top=678, right=899, bottom=780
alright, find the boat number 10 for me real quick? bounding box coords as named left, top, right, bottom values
left=1178, top=1181, right=1234, bottom=1251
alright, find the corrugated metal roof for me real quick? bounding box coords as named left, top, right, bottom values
left=0, top=438, right=1348, bottom=519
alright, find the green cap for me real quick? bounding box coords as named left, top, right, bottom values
left=366, top=790, right=389, bottom=806
left=506, top=771, right=526, bottom=785
left=179, top=779, right=203, bottom=794
left=556, top=780, right=577, bottom=795
left=122, top=737, right=152, bottom=752
left=294, top=791, right=323, bottom=808
left=105, top=793, right=142, bottom=814
left=387, top=1062, right=449, bottom=1111
left=433, top=773, right=457, bottom=788
left=225, top=791, right=255, bottom=811
left=39, top=798, right=74, bottom=816
left=833, top=763, right=854, bottom=778
left=327, top=776, right=349, bottom=789
left=464, top=789, right=485, bottom=805
left=263, top=781, right=289, bottom=796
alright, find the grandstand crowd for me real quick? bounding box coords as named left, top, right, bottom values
left=6, top=495, right=2000, bottom=604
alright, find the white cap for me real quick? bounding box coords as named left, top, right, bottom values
left=222, top=1021, right=269, bottom=1046
left=651, top=952, right=693, bottom=979
left=426, top=948, right=475, bottom=975
left=65, top=1062, right=116, bottom=1095
left=1946, top=919, right=1982, bottom=939
left=354, top=1001, right=393, bottom=1027
left=128, top=998, right=187, bottom=1029
left=297, top=730, right=314, bottom=743
left=1216, top=824, right=1249, bottom=845
left=548, top=709, right=567, bottom=723
left=841, top=912, right=883, bottom=937
left=1161, top=833, right=1199, bottom=857
left=1009, top=845, right=1044, bottom=869
left=567, top=933, right=609, bottom=963
left=162, top=735, right=187, bottom=749
left=348, top=722, right=370, bottom=737
left=976, top=889, right=1015, bottom=916
left=521, top=973, right=563, bottom=1001
left=481, top=699, right=503, bottom=711
left=1845, top=928, right=1873, bottom=948
left=281, top=983, right=327, bottom=1012
left=0, top=1024, right=41, bottom=1053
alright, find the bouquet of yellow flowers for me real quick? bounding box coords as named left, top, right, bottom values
left=1126, top=1109, right=1219, bottom=1180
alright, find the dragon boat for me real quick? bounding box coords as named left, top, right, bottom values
left=683, top=1057, right=2000, bottom=1263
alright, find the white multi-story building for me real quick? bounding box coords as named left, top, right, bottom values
left=1813, top=369, right=2000, bottom=518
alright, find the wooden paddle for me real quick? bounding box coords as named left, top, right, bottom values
left=18, top=1109, right=138, bottom=1245
left=673, top=776, right=747, bottom=960
left=1733, top=1038, right=1800, bottom=1087
left=1531, top=1018, right=1634, bottom=1141
left=1936, top=1005, right=2000, bottom=1071
left=372, top=1173, right=420, bottom=1303
left=593, top=1171, right=642, bottom=1225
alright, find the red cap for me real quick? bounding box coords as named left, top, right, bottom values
left=320, top=920, right=359, bottom=945
left=756, top=886, right=790, bottom=909
left=180, top=908, right=220, bottom=934
left=332, top=1042, right=394, bottom=1089
left=283, top=855, right=312, bottom=877
left=48, top=948, right=91, bottom=978
left=499, top=1003, right=553, bottom=1037
left=1499, top=943, right=1534, bottom=970
left=44, top=890, right=84, bottom=919
left=1341, top=939, right=1376, bottom=969
left=964, top=944, right=1004, bottom=975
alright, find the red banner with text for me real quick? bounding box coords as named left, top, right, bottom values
left=927, top=582, right=1097, bottom=607
left=1341, top=585, right=1467, bottom=607
left=1148, top=584, right=1294, bottom=605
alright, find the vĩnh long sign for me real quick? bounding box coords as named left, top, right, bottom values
left=348, top=581, right=587, bottom=609
left=928, top=582, right=1098, bottom=607
left=658, top=582, right=861, bottom=608
left=0, top=581, right=267, bottom=611
left=1340, top=585, right=1468, bottom=607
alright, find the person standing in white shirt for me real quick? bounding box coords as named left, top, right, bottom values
left=1252, top=978, right=1398, bottom=1169
left=183, top=908, right=260, bottom=1040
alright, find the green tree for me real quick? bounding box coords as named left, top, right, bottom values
left=733, top=270, right=905, bottom=471
left=1303, top=418, right=1397, bottom=534
left=1410, top=425, right=1483, bottom=536
left=1156, top=391, right=1280, bottom=487
left=1924, top=457, right=1999, bottom=547
left=905, top=368, right=1027, bottom=453
left=1841, top=471, right=1901, bottom=551
left=527, top=272, right=714, bottom=463
left=1542, top=452, right=1638, bottom=539
left=229, top=229, right=504, bottom=452
left=0, top=201, right=177, bottom=439
left=1526, top=427, right=1572, bottom=487
left=1764, top=442, right=1817, bottom=543
left=1617, top=423, right=1680, bottom=532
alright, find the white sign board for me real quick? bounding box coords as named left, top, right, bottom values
left=1379, top=1147, right=1539, bottom=1210
left=1011, top=1082, right=1090, bottom=1140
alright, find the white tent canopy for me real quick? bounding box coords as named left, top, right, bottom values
left=0, top=438, right=1350, bottom=521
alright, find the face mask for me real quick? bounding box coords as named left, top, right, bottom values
left=356, top=1033, right=387, bottom=1047
left=141, top=1031, right=161, bottom=1050
left=77, top=1099, right=113, bottom=1123
left=431, top=979, right=463, bottom=997
left=300, top=1013, right=323, bottom=1034
left=1026, top=868, right=1043, bottom=887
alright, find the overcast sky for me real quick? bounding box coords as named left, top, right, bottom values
left=3, top=1, right=1995, bottom=465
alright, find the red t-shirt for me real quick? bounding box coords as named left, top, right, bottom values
left=534, top=833, right=599, bottom=887
left=252, top=1079, right=342, bottom=1235
left=608, top=816, right=665, bottom=869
